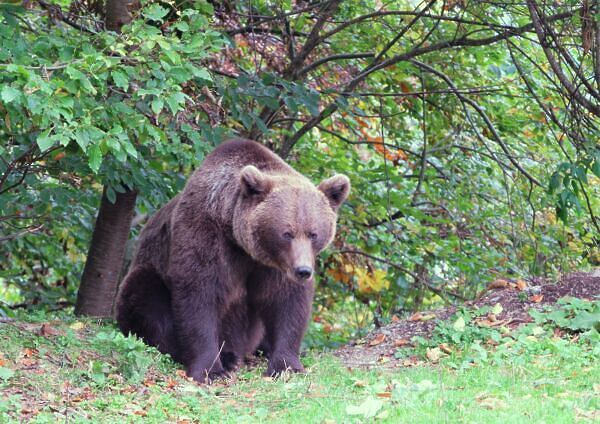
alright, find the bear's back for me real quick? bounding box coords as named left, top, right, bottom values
left=201, top=139, right=294, bottom=176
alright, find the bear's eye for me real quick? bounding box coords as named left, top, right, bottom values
left=308, top=232, right=318, bottom=241
left=283, top=231, right=294, bottom=240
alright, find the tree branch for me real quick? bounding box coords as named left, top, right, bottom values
left=278, top=9, right=575, bottom=157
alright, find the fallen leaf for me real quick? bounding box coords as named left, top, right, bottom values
left=476, top=318, right=509, bottom=328
left=530, top=294, right=544, bottom=303
left=166, top=378, right=177, bottom=389
left=20, top=358, right=37, bottom=367
left=53, top=151, right=66, bottom=161
left=409, top=312, right=436, bottom=321
left=23, top=348, right=37, bottom=358
left=516, top=279, right=528, bottom=291
left=353, top=380, right=369, bottom=388
left=391, top=315, right=400, bottom=322
left=40, top=324, right=61, bottom=337
left=108, top=373, right=124, bottom=384
left=439, top=343, right=453, bottom=354
left=394, top=338, right=410, bottom=347
left=409, top=312, right=422, bottom=321
left=477, top=397, right=507, bottom=410
left=134, top=410, right=147, bottom=417
left=575, top=408, right=600, bottom=421
left=401, top=356, right=421, bottom=367
left=376, top=392, right=392, bottom=398
left=426, top=347, right=442, bottom=363
left=489, top=279, right=509, bottom=289
left=369, top=334, right=386, bottom=346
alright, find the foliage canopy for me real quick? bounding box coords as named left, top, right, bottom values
left=1, top=0, right=598, bottom=326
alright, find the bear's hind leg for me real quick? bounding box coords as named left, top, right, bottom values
left=116, top=267, right=181, bottom=362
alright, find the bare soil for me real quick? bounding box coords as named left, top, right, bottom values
left=335, top=270, right=600, bottom=369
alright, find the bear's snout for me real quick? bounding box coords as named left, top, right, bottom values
left=294, top=266, right=313, bottom=280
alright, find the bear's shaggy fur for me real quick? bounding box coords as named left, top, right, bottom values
left=115, top=139, right=350, bottom=382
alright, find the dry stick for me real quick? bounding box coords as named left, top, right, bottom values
left=284, top=0, right=342, bottom=79
left=532, top=1, right=600, bottom=102
left=226, top=1, right=328, bottom=35
left=526, top=1, right=600, bottom=116
left=321, top=10, right=524, bottom=41
left=205, top=341, right=227, bottom=382
left=0, top=225, right=44, bottom=242
left=246, top=0, right=342, bottom=140
left=412, top=71, right=428, bottom=206
left=38, top=0, right=96, bottom=34
left=298, top=52, right=375, bottom=77
left=372, top=0, right=437, bottom=65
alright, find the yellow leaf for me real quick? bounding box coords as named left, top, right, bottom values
left=70, top=322, right=85, bottom=331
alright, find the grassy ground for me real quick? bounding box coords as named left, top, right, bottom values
left=0, top=308, right=598, bottom=423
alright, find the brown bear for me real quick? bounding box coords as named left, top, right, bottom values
left=115, top=138, right=350, bottom=383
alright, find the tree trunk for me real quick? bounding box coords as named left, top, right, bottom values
left=74, top=0, right=139, bottom=317
left=75, top=188, right=137, bottom=317
left=105, top=0, right=134, bottom=31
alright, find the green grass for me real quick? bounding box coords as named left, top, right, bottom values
left=0, top=311, right=598, bottom=423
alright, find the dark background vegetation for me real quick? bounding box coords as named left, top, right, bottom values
left=1, top=0, right=598, bottom=343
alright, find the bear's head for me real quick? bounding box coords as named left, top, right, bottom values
left=233, top=165, right=350, bottom=282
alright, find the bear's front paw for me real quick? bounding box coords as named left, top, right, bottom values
left=187, top=362, right=231, bottom=384
left=266, top=355, right=305, bottom=377
left=220, top=351, right=242, bottom=372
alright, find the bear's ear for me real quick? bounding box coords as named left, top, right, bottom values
left=240, top=165, right=273, bottom=197
left=318, top=175, right=351, bottom=211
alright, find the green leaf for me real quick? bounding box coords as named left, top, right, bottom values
left=151, top=98, right=164, bottom=115
left=88, top=144, right=102, bottom=173
left=592, top=161, right=600, bottom=178
left=193, top=67, right=212, bottom=82
left=166, top=91, right=186, bottom=115
left=453, top=316, right=466, bottom=332
left=37, top=129, right=55, bottom=151
left=549, top=172, right=561, bottom=192
left=111, top=71, right=129, bottom=90
left=346, top=397, right=384, bottom=418
left=121, top=140, right=138, bottom=159
left=568, top=311, right=600, bottom=331
left=1, top=85, right=19, bottom=103
left=0, top=367, right=15, bottom=381
left=142, top=4, right=170, bottom=22
left=106, top=186, right=116, bottom=204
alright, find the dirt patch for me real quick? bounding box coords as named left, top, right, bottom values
left=334, top=270, right=600, bottom=369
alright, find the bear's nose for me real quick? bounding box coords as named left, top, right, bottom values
left=294, top=266, right=313, bottom=280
